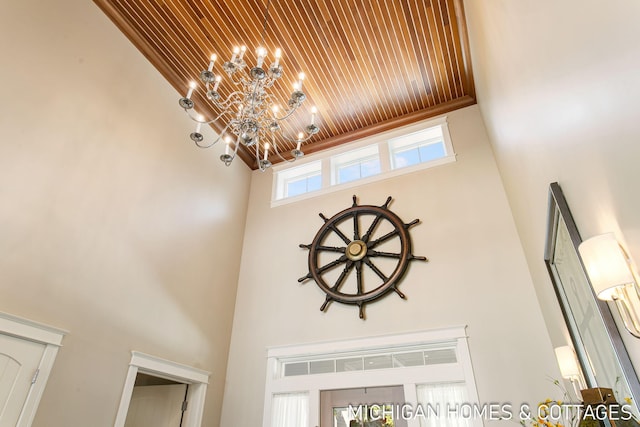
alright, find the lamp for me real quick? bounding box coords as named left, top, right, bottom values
left=178, top=0, right=319, bottom=171
left=554, top=346, right=583, bottom=398
left=578, top=233, right=640, bottom=338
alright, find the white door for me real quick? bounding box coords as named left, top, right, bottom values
left=0, top=333, right=46, bottom=427
left=124, top=384, right=188, bottom=427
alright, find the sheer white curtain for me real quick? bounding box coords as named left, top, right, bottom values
left=271, top=392, right=309, bottom=427
left=416, top=383, right=470, bottom=427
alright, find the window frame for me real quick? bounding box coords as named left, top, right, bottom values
left=388, top=126, right=449, bottom=170
left=262, top=327, right=481, bottom=427
left=331, top=144, right=381, bottom=185
left=271, top=116, right=455, bottom=207
left=283, top=169, right=322, bottom=199
left=274, top=160, right=323, bottom=200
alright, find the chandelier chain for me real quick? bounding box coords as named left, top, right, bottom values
left=260, top=0, right=273, bottom=48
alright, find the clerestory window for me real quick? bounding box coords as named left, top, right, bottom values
left=272, top=116, right=455, bottom=206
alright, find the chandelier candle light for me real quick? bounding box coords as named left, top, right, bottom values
left=178, top=0, right=319, bottom=171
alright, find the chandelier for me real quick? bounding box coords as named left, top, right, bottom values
left=177, top=0, right=319, bottom=171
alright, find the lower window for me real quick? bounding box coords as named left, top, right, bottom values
left=271, top=392, right=309, bottom=427
left=263, top=327, right=480, bottom=427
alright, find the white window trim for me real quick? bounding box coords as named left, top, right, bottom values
left=0, top=311, right=67, bottom=427
left=332, top=151, right=381, bottom=185
left=283, top=174, right=321, bottom=198
left=389, top=135, right=447, bottom=170
left=330, top=144, right=381, bottom=184
left=114, top=351, right=210, bottom=427
left=263, top=326, right=481, bottom=427
left=271, top=116, right=456, bottom=207
left=276, top=160, right=322, bottom=199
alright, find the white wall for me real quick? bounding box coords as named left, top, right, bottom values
left=0, top=0, right=250, bottom=425
left=221, top=105, right=560, bottom=427
left=463, top=0, right=640, bottom=367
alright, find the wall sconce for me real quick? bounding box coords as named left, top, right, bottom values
left=554, top=346, right=584, bottom=398
left=578, top=233, right=640, bottom=338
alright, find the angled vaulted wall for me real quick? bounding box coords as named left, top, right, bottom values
left=463, top=0, right=640, bottom=372
left=0, top=0, right=250, bottom=425
left=223, top=105, right=560, bottom=426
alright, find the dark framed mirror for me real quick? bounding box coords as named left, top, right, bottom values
left=544, top=182, right=640, bottom=411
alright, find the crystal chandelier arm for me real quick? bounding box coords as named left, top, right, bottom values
left=278, top=132, right=314, bottom=143
left=180, top=87, right=245, bottom=117
left=194, top=122, right=232, bottom=149
left=232, top=136, right=241, bottom=154
left=262, top=89, right=305, bottom=121
left=229, top=134, right=241, bottom=158
left=270, top=103, right=301, bottom=121
left=270, top=134, right=297, bottom=164
left=261, top=77, right=280, bottom=89
left=219, top=134, right=241, bottom=166
left=254, top=138, right=261, bottom=165
left=272, top=119, right=317, bottom=144
left=185, top=108, right=231, bottom=124
left=255, top=137, right=273, bottom=172
left=207, top=111, right=234, bottom=125
left=234, top=72, right=254, bottom=87
left=207, top=90, right=246, bottom=111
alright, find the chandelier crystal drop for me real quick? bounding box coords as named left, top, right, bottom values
left=178, top=37, right=319, bottom=171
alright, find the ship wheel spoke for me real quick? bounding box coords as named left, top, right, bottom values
left=356, top=261, right=363, bottom=296
left=361, top=214, right=383, bottom=244
left=320, top=261, right=353, bottom=312
left=367, top=250, right=402, bottom=259
left=317, top=245, right=346, bottom=253
left=330, top=224, right=351, bottom=245
left=353, top=211, right=360, bottom=241
left=331, top=260, right=354, bottom=291
left=316, top=255, right=348, bottom=275
left=320, top=213, right=352, bottom=245
left=367, top=229, right=399, bottom=250
left=364, top=258, right=389, bottom=282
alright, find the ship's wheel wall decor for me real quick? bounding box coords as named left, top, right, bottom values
left=298, top=196, right=427, bottom=319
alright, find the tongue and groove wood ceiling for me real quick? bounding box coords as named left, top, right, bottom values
left=94, top=0, right=475, bottom=169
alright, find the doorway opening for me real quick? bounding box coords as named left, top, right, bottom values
left=114, top=352, right=210, bottom=427
left=124, top=373, right=189, bottom=427
left=263, top=327, right=481, bottom=427
left=321, top=386, right=408, bottom=427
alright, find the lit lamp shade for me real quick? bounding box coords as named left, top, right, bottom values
left=554, top=346, right=580, bottom=379
left=578, top=233, right=635, bottom=301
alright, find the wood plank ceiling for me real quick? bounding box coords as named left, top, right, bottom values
left=94, top=0, right=475, bottom=169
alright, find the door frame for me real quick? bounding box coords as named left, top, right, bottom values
left=0, top=311, right=67, bottom=427
left=114, top=351, right=210, bottom=427
left=263, top=326, right=481, bottom=427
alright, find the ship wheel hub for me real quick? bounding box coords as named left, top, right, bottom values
left=346, top=240, right=367, bottom=261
